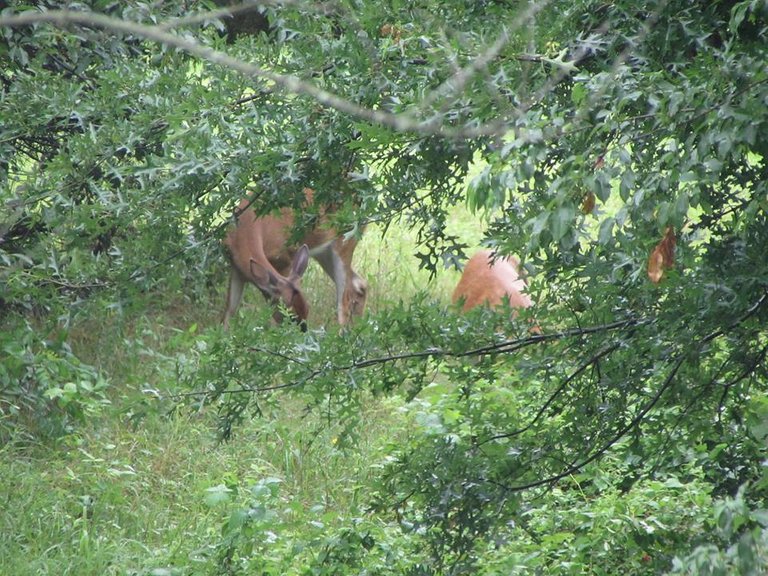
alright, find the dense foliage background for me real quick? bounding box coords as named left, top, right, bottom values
left=1, top=0, right=767, bottom=574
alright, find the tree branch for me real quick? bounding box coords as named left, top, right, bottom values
left=0, top=7, right=559, bottom=141
left=494, top=288, right=768, bottom=492
left=502, top=355, right=685, bottom=493
left=178, top=318, right=639, bottom=402
left=478, top=341, right=621, bottom=446
left=0, top=9, right=496, bottom=139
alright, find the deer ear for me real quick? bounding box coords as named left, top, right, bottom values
left=250, top=259, right=280, bottom=292
left=289, top=244, right=310, bottom=280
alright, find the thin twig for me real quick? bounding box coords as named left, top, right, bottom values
left=501, top=355, right=685, bottom=492
left=478, top=342, right=621, bottom=445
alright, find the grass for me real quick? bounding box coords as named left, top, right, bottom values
left=0, top=214, right=486, bottom=575
left=1, top=337, right=412, bottom=575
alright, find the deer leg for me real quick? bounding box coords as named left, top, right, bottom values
left=309, top=241, right=348, bottom=323
left=222, top=266, right=246, bottom=329
left=335, top=239, right=367, bottom=323
left=346, top=271, right=368, bottom=319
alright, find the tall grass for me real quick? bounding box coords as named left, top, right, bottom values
left=0, top=213, right=485, bottom=575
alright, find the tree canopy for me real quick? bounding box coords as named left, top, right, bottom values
left=1, top=0, right=767, bottom=573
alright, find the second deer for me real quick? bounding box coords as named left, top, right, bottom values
left=452, top=249, right=537, bottom=330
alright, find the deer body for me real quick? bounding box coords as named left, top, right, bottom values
left=452, top=250, right=533, bottom=313
left=222, top=194, right=367, bottom=329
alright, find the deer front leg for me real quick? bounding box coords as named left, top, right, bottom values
left=309, top=238, right=367, bottom=325
left=222, top=266, right=246, bottom=329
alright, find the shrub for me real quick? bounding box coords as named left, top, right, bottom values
left=0, top=323, right=110, bottom=441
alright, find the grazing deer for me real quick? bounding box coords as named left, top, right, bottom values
left=452, top=250, right=538, bottom=330
left=222, top=190, right=367, bottom=330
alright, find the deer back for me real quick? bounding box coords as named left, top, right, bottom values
left=452, top=250, right=533, bottom=313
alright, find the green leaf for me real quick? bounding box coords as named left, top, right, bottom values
left=729, top=1, right=750, bottom=33
left=598, top=217, right=615, bottom=246
left=619, top=170, right=635, bottom=202
left=251, top=477, right=282, bottom=499
left=44, top=387, right=65, bottom=400
left=530, top=210, right=551, bottom=236
left=572, top=83, right=587, bottom=105
left=746, top=396, right=768, bottom=442
left=550, top=205, right=573, bottom=242
left=674, top=193, right=690, bottom=222
left=593, top=173, right=611, bottom=203
left=204, top=484, right=233, bottom=507
left=657, top=201, right=672, bottom=227
left=225, top=509, right=250, bottom=533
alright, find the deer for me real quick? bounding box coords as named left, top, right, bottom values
left=452, top=249, right=539, bottom=331
left=222, top=189, right=367, bottom=330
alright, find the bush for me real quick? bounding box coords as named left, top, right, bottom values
left=0, top=323, right=110, bottom=441
left=668, top=485, right=768, bottom=576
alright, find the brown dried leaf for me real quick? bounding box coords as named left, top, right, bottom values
left=647, top=226, right=676, bottom=283
left=594, top=155, right=605, bottom=169
left=581, top=191, right=596, bottom=214
left=380, top=24, right=402, bottom=42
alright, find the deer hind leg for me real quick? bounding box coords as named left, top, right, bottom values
left=310, top=239, right=367, bottom=325
left=222, top=266, right=246, bottom=329
left=309, top=240, right=348, bottom=323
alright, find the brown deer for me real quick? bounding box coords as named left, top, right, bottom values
left=452, top=249, right=538, bottom=331
left=222, top=190, right=367, bottom=330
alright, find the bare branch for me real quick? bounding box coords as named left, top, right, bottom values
left=0, top=7, right=551, bottom=141
left=502, top=355, right=685, bottom=493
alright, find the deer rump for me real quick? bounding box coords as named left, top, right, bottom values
left=452, top=250, right=534, bottom=316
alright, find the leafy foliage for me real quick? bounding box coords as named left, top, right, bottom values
left=669, top=485, right=768, bottom=576
left=1, top=0, right=768, bottom=573
left=0, top=322, right=109, bottom=441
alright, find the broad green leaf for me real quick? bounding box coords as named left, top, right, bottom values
left=205, top=484, right=233, bottom=507
left=596, top=216, right=613, bottom=246
left=550, top=205, right=573, bottom=242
